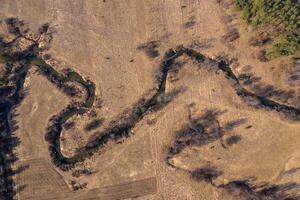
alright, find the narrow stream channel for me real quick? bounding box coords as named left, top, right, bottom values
left=42, top=46, right=300, bottom=170
left=2, top=42, right=300, bottom=172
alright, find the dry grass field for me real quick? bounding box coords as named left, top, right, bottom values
left=0, top=0, right=300, bottom=199
left=15, top=159, right=69, bottom=200
left=15, top=158, right=156, bottom=200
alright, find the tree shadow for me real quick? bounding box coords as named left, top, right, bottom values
left=168, top=109, right=246, bottom=156
left=222, top=27, right=240, bottom=43
left=0, top=103, right=27, bottom=199
left=182, top=16, right=196, bottom=29
left=225, top=135, right=242, bottom=146
left=137, top=40, right=160, bottom=58
left=223, top=118, right=247, bottom=132
left=283, top=167, right=300, bottom=175
left=190, top=164, right=300, bottom=200
left=84, top=118, right=104, bottom=131
left=221, top=13, right=238, bottom=25
left=238, top=65, right=300, bottom=107
left=0, top=16, right=54, bottom=199
left=287, top=59, right=300, bottom=87
left=191, top=166, right=223, bottom=183
left=223, top=178, right=300, bottom=200
left=4, top=17, right=27, bottom=37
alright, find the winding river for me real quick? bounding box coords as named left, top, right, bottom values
left=34, top=46, right=300, bottom=170
left=1, top=39, right=300, bottom=173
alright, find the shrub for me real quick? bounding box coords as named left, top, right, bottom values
left=257, top=49, right=268, bottom=62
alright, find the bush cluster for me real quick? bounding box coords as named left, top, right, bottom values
left=235, top=0, right=300, bottom=59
